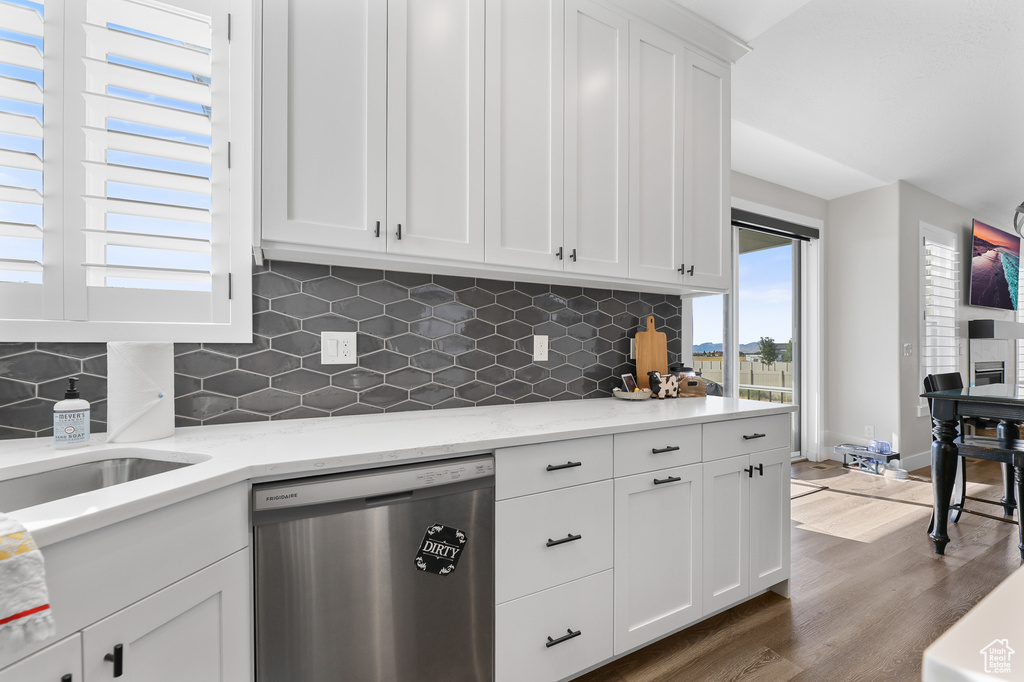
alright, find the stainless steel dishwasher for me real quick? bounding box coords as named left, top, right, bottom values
left=252, top=455, right=494, bottom=682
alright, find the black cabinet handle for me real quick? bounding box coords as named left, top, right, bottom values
left=546, top=533, right=582, bottom=547
left=569, top=248, right=577, bottom=262
left=396, top=223, right=402, bottom=240
left=687, top=265, right=694, bottom=276
left=556, top=247, right=563, bottom=260
left=546, top=461, right=582, bottom=472
left=742, top=433, right=766, bottom=440
left=654, top=475, right=681, bottom=485
left=62, top=676, right=73, bottom=682
left=756, top=463, right=764, bottom=476
left=546, top=628, right=582, bottom=648
left=374, top=220, right=381, bottom=238
left=678, top=263, right=686, bottom=274
left=651, top=445, right=680, bottom=454
left=104, top=644, right=123, bottom=677
left=744, top=466, right=754, bottom=478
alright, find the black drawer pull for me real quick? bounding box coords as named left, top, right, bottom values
left=546, top=628, right=582, bottom=648
left=374, top=220, right=381, bottom=238
left=104, top=644, right=123, bottom=677
left=396, top=223, right=403, bottom=239
left=62, top=676, right=72, bottom=682
left=755, top=463, right=764, bottom=476
left=743, top=433, right=766, bottom=440
left=546, top=461, right=582, bottom=472
left=654, top=476, right=681, bottom=485
left=745, top=466, right=754, bottom=478
left=651, top=445, right=680, bottom=454
left=546, top=533, right=582, bottom=547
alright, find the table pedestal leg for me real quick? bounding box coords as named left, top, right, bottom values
left=996, top=421, right=1023, bottom=562
left=930, top=417, right=959, bottom=554
left=1002, top=463, right=1018, bottom=516
left=1016, top=465, right=1024, bottom=562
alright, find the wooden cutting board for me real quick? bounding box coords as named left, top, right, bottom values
left=635, top=316, right=668, bottom=389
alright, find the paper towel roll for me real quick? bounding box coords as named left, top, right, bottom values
left=106, top=342, right=175, bottom=443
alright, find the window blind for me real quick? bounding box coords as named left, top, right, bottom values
left=0, top=0, right=45, bottom=318
left=921, top=232, right=959, bottom=384
left=62, top=0, right=230, bottom=324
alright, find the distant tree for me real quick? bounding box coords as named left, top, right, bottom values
left=758, top=337, right=779, bottom=369
left=781, top=338, right=793, bottom=363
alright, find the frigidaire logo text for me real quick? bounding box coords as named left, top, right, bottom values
left=266, top=493, right=298, bottom=502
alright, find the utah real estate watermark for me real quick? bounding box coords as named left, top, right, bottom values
left=980, top=639, right=1015, bottom=675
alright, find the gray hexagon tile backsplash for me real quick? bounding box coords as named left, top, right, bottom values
left=0, top=263, right=681, bottom=439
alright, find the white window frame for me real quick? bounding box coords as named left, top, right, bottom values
left=918, top=221, right=959, bottom=415
left=0, top=0, right=253, bottom=343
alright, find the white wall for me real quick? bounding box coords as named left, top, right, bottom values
left=896, top=180, right=1016, bottom=468
left=823, top=183, right=900, bottom=454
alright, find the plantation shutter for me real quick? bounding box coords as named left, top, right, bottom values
left=62, top=0, right=230, bottom=324
left=921, top=226, right=959, bottom=397
left=0, top=0, right=50, bottom=320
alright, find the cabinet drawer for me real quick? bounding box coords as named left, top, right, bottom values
left=496, top=480, right=613, bottom=603
left=496, top=435, right=612, bottom=500
left=702, top=415, right=790, bottom=462
left=496, top=570, right=613, bottom=682
left=613, top=425, right=701, bottom=476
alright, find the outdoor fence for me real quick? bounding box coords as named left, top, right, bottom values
left=692, top=360, right=794, bottom=404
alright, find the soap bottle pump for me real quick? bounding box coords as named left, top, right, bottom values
left=54, top=376, right=90, bottom=449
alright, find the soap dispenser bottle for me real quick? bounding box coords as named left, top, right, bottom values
left=54, top=377, right=90, bottom=449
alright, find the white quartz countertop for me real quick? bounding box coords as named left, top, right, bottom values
left=0, top=397, right=794, bottom=547
left=923, top=564, right=1024, bottom=681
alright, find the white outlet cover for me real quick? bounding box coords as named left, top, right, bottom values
left=321, top=331, right=357, bottom=365
left=533, top=335, right=549, bottom=362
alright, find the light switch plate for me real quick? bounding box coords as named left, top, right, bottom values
left=321, top=331, right=357, bottom=365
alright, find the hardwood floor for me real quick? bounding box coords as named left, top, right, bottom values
left=576, top=459, right=1021, bottom=682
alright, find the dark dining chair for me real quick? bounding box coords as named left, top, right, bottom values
left=924, top=372, right=1017, bottom=532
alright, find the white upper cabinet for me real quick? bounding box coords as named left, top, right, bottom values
left=261, top=0, right=483, bottom=262
left=564, top=0, right=629, bottom=278
left=682, top=49, right=731, bottom=289
left=387, top=0, right=485, bottom=262
left=628, top=23, right=686, bottom=284
left=260, top=0, right=734, bottom=291
left=262, top=0, right=387, bottom=253
left=484, top=0, right=564, bottom=271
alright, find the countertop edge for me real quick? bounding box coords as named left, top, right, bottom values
left=0, top=397, right=796, bottom=547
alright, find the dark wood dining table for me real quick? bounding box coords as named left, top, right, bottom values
left=922, top=384, right=1024, bottom=560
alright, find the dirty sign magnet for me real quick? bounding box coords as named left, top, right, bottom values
left=414, top=524, right=467, bottom=576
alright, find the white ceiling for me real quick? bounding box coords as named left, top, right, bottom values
left=673, top=0, right=1024, bottom=224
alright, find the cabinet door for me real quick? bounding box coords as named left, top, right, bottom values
left=749, top=447, right=791, bottom=593
left=82, top=550, right=249, bottom=682
left=484, top=0, right=564, bottom=270
left=564, top=0, right=629, bottom=278
left=387, top=0, right=485, bottom=262
left=682, top=50, right=730, bottom=289
left=0, top=634, right=80, bottom=682
left=628, top=23, right=685, bottom=284
left=702, top=454, right=749, bottom=614
left=262, top=0, right=387, bottom=252
left=614, top=464, right=702, bottom=654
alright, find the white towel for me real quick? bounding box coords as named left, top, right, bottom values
left=0, top=513, right=54, bottom=647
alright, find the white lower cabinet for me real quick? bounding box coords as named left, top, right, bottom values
left=703, top=447, right=790, bottom=614
left=0, top=633, right=81, bottom=682
left=82, top=549, right=250, bottom=682
left=496, top=480, right=613, bottom=604
left=496, top=570, right=613, bottom=682
left=613, top=464, right=702, bottom=654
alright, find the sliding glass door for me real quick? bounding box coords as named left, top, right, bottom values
left=736, top=227, right=800, bottom=452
